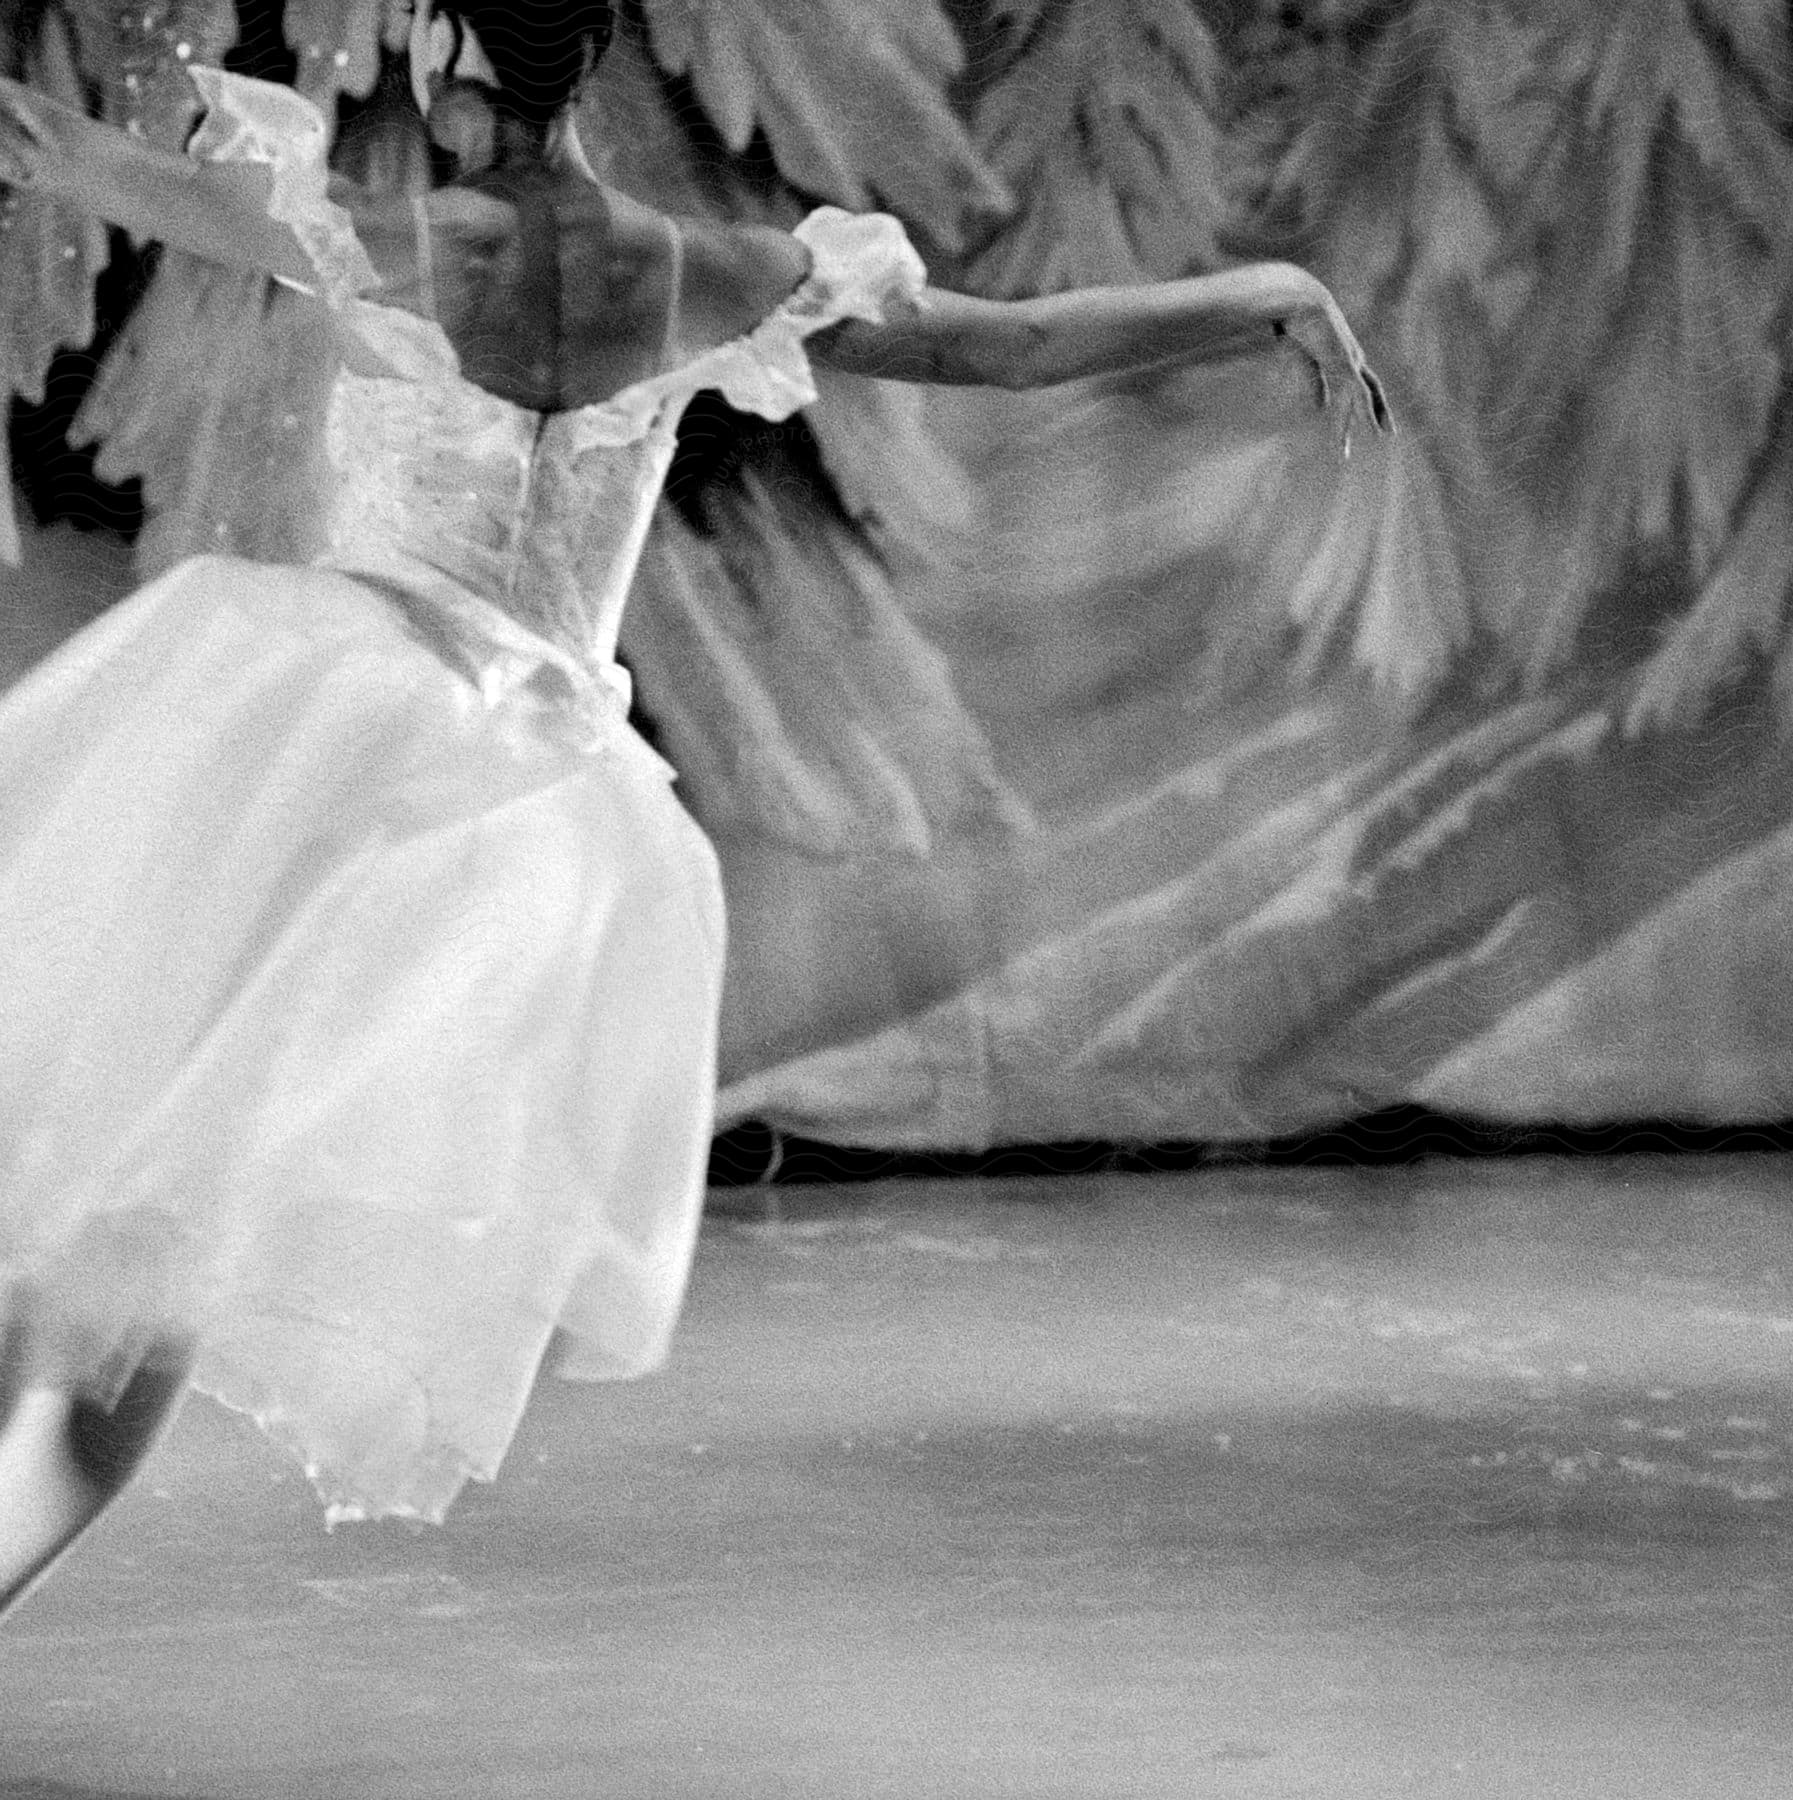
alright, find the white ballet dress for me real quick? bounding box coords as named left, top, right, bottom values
left=0, top=71, right=927, bottom=1523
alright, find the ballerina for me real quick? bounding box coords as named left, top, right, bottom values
left=0, top=0, right=1387, bottom=1616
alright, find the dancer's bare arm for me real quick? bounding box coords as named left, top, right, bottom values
left=812, top=260, right=1392, bottom=447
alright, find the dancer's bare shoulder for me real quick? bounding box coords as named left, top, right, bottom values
left=602, top=192, right=811, bottom=360
left=673, top=217, right=812, bottom=354
left=554, top=192, right=811, bottom=405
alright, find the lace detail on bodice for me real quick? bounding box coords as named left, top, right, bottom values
left=187, top=70, right=929, bottom=754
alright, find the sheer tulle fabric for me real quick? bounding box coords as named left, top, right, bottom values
left=0, top=68, right=929, bottom=1521
left=0, top=562, right=724, bottom=1521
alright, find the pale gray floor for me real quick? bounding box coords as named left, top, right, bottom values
left=3, top=1154, right=1791, bottom=1798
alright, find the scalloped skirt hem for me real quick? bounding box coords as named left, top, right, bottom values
left=0, top=554, right=726, bottom=1523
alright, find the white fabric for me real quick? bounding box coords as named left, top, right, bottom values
left=0, top=69, right=927, bottom=1521
left=186, top=66, right=379, bottom=307
left=188, top=71, right=928, bottom=749
left=0, top=562, right=723, bottom=1521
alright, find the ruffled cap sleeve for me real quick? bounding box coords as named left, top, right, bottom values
left=701, top=206, right=928, bottom=423
left=185, top=66, right=378, bottom=308
left=787, top=208, right=929, bottom=328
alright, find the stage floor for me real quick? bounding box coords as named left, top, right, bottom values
left=3, top=1154, right=1791, bottom=1798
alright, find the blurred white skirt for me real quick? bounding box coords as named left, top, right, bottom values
left=0, top=555, right=725, bottom=1523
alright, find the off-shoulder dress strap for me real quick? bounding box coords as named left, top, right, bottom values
left=184, top=66, right=378, bottom=308
left=564, top=204, right=929, bottom=450
left=690, top=205, right=929, bottom=422
left=186, top=66, right=463, bottom=382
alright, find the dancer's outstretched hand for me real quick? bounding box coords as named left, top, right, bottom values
left=1278, top=284, right=1393, bottom=460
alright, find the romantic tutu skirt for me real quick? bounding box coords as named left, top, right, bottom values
left=0, top=554, right=726, bottom=1522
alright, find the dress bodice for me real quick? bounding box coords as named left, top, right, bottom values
left=186, top=69, right=928, bottom=750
